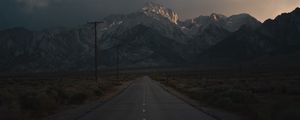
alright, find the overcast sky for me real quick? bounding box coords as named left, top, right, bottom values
left=0, top=0, right=299, bottom=30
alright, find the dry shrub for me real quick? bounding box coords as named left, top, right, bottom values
left=19, top=91, right=58, bottom=116
left=68, top=92, right=87, bottom=105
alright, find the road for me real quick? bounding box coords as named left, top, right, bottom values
left=78, top=76, right=216, bottom=120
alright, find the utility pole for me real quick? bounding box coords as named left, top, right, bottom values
left=88, top=21, right=104, bottom=87
left=116, top=44, right=120, bottom=81
left=209, top=50, right=212, bottom=80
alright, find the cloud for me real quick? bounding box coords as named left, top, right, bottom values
left=16, top=0, right=61, bottom=12
left=161, top=0, right=300, bottom=21
left=1, top=0, right=299, bottom=30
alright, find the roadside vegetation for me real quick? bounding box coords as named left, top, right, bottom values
left=151, top=69, right=300, bottom=120
left=0, top=72, right=136, bottom=120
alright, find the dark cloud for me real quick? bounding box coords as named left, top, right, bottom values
left=0, top=0, right=149, bottom=30
left=0, top=0, right=299, bottom=30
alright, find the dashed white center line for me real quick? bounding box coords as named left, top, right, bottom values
left=141, top=79, right=148, bottom=120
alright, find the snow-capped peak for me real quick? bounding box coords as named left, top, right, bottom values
left=210, top=13, right=227, bottom=21
left=142, top=2, right=179, bottom=24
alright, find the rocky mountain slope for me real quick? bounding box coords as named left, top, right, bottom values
left=197, top=7, right=300, bottom=66
left=0, top=2, right=264, bottom=72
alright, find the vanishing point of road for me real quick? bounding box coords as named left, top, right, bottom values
left=78, top=76, right=216, bottom=120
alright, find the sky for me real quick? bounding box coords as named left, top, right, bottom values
left=0, top=0, right=299, bottom=30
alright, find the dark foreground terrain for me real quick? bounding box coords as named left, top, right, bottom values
left=0, top=72, right=136, bottom=120
left=151, top=67, right=300, bottom=120
left=0, top=67, right=300, bottom=120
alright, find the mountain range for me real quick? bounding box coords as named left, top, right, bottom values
left=0, top=2, right=299, bottom=72
left=199, top=7, right=300, bottom=67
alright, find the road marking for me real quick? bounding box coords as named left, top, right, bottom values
left=141, top=79, right=147, bottom=120
left=143, top=85, right=146, bottom=105
left=142, top=80, right=147, bottom=108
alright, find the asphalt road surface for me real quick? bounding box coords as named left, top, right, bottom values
left=78, top=76, right=216, bottom=120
